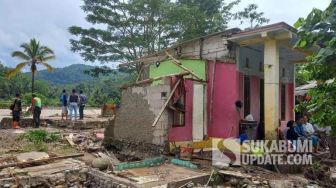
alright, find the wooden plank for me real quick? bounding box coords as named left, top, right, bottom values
left=209, top=62, right=216, bottom=123
left=165, top=51, right=203, bottom=81
left=0, top=153, right=84, bottom=170
left=151, top=79, right=182, bottom=127
left=65, top=133, right=75, bottom=146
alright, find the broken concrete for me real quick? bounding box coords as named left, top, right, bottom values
left=16, top=152, right=49, bottom=162
left=105, top=85, right=171, bottom=146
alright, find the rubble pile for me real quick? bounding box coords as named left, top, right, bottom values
left=67, top=132, right=104, bottom=152
left=105, top=139, right=165, bottom=161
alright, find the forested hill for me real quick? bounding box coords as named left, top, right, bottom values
left=26, top=64, right=97, bottom=85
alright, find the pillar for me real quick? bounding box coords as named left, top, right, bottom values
left=264, top=40, right=279, bottom=140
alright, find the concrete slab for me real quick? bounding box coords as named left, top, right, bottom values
left=16, top=152, right=49, bottom=162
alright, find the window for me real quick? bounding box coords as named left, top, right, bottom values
left=245, top=58, right=250, bottom=69
left=259, top=61, right=264, bottom=72
left=244, top=76, right=251, bottom=117
left=281, top=83, right=286, bottom=120
left=172, top=95, right=185, bottom=127
left=161, top=92, right=167, bottom=99
left=260, top=79, right=264, bottom=122
left=282, top=68, right=286, bottom=77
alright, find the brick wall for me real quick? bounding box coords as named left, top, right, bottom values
left=106, top=84, right=171, bottom=145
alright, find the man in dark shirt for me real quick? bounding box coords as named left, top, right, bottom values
left=69, top=89, right=79, bottom=121
left=11, top=93, right=22, bottom=129
left=60, top=89, right=68, bottom=120
left=78, top=90, right=87, bottom=120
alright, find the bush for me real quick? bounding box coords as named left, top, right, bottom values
left=0, top=100, right=12, bottom=109
left=23, top=130, right=61, bottom=143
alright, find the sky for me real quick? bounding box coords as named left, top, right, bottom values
left=0, top=0, right=331, bottom=69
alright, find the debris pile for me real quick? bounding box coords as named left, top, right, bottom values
left=65, top=131, right=104, bottom=152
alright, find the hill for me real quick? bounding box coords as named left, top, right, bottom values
left=29, top=64, right=96, bottom=85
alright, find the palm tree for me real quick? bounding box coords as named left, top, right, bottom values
left=7, top=38, right=56, bottom=96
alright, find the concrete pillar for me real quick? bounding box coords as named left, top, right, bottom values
left=264, top=40, right=280, bottom=140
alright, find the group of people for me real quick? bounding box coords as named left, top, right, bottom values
left=60, top=89, right=87, bottom=121
left=282, top=115, right=323, bottom=153
left=10, top=89, right=87, bottom=129
left=10, top=93, right=42, bottom=129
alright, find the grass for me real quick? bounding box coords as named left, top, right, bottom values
left=17, top=130, right=61, bottom=152
left=22, top=130, right=61, bottom=143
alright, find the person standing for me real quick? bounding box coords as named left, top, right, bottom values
left=60, top=89, right=68, bottom=120
left=32, top=94, right=42, bottom=128
left=79, top=90, right=87, bottom=120
left=11, top=93, right=22, bottom=129
left=69, top=89, right=79, bottom=121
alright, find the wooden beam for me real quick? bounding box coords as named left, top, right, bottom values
left=121, top=72, right=189, bottom=89
left=165, top=51, right=203, bottom=81
left=0, top=153, right=84, bottom=170
left=152, top=79, right=182, bottom=127
left=209, top=62, right=216, bottom=124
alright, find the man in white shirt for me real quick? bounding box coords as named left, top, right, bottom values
left=303, top=115, right=315, bottom=135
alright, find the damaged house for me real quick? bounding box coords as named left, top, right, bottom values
left=105, top=22, right=309, bottom=150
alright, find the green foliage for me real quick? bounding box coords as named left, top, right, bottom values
left=69, top=0, right=242, bottom=71
left=8, top=38, right=56, bottom=96
left=0, top=100, right=11, bottom=109
left=295, top=0, right=336, bottom=134
left=0, top=63, right=131, bottom=107
left=23, top=130, right=61, bottom=143
left=234, top=4, right=269, bottom=28
left=296, top=64, right=311, bottom=86
left=25, top=141, right=49, bottom=152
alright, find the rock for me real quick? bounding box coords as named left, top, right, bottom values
left=92, top=158, right=110, bottom=170
left=242, top=178, right=253, bottom=185
left=16, top=152, right=49, bottom=162
left=229, top=178, right=238, bottom=186
left=252, top=181, right=260, bottom=185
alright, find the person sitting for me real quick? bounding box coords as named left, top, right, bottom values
left=286, top=120, right=299, bottom=152
left=303, top=115, right=316, bottom=136
left=295, top=116, right=319, bottom=153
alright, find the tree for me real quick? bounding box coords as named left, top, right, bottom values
left=7, top=39, right=56, bottom=97
left=69, top=0, right=240, bottom=71
left=235, top=4, right=269, bottom=28
left=295, top=0, right=336, bottom=134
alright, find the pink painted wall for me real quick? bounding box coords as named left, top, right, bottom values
left=207, top=61, right=239, bottom=138
left=250, top=76, right=260, bottom=122
left=238, top=72, right=244, bottom=119
left=168, top=80, right=193, bottom=141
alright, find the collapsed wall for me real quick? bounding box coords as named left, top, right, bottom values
left=0, top=167, right=135, bottom=188
left=105, top=84, right=171, bottom=146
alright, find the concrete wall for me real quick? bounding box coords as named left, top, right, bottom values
left=110, top=85, right=171, bottom=145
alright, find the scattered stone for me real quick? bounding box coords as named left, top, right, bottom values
left=92, top=158, right=110, bottom=170
left=227, top=178, right=237, bottom=185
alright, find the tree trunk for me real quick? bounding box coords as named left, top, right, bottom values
left=31, top=63, right=35, bottom=99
